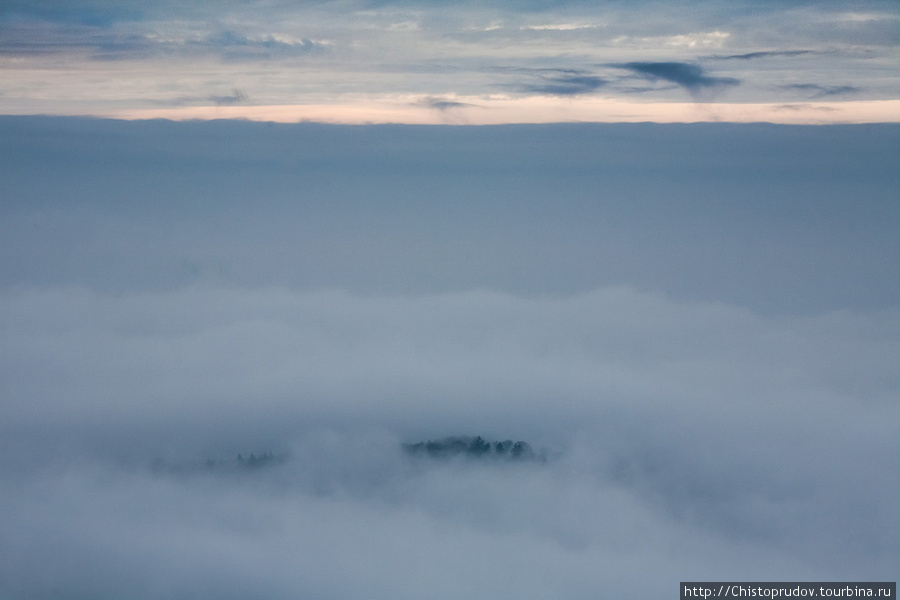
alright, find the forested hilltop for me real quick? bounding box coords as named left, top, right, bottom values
left=148, top=436, right=543, bottom=476
left=403, top=436, right=542, bottom=461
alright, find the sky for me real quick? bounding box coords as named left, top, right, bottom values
left=1, top=2, right=899, bottom=599
left=1, top=0, right=899, bottom=123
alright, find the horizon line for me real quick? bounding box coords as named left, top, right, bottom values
left=3, top=97, right=898, bottom=126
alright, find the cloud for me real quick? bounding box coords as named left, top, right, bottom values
left=0, top=21, right=103, bottom=57
left=0, top=117, right=898, bottom=598
left=209, top=89, right=250, bottom=106
left=712, top=50, right=816, bottom=60
left=510, top=68, right=608, bottom=95
left=0, top=21, right=328, bottom=62
left=780, top=83, right=862, bottom=98
left=2, top=0, right=898, bottom=115
left=194, top=30, right=327, bottom=61
left=616, top=61, right=740, bottom=97
left=94, top=30, right=328, bottom=62
left=773, top=103, right=839, bottom=112
left=0, top=0, right=142, bottom=27
left=145, top=89, right=251, bottom=108
left=1, top=118, right=898, bottom=312
left=519, top=74, right=607, bottom=96
left=416, top=97, right=479, bottom=110
left=0, top=285, right=897, bottom=599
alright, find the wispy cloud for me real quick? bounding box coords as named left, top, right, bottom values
left=773, top=103, right=839, bottom=113
left=711, top=49, right=816, bottom=60
left=209, top=88, right=250, bottom=106
left=780, top=83, right=862, bottom=98
left=416, top=96, right=479, bottom=110
left=195, top=30, right=327, bottom=61
left=616, top=61, right=740, bottom=97
left=0, top=23, right=328, bottom=62
left=515, top=69, right=608, bottom=95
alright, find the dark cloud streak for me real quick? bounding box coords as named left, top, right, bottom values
left=711, top=50, right=816, bottom=60
left=517, top=73, right=607, bottom=95
left=780, top=83, right=862, bottom=98
left=416, top=97, right=479, bottom=110
left=617, top=61, right=740, bottom=97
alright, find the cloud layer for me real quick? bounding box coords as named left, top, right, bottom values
left=0, top=118, right=897, bottom=597
left=1, top=284, right=897, bottom=598
left=2, top=118, right=898, bottom=311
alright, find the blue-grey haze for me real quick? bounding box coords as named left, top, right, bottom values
left=0, top=117, right=897, bottom=599
left=2, top=117, right=898, bottom=312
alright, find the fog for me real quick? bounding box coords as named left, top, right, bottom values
left=0, top=118, right=897, bottom=598
left=2, top=286, right=896, bottom=597
left=2, top=119, right=898, bottom=312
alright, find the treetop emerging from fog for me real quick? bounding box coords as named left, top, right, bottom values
left=403, top=436, right=542, bottom=461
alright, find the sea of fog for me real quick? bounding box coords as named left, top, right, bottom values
left=1, top=118, right=897, bottom=598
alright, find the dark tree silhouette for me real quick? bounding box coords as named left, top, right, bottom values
left=403, top=436, right=541, bottom=462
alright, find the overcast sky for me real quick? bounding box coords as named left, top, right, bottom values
left=1, top=0, right=899, bottom=122
left=0, top=1, right=899, bottom=598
